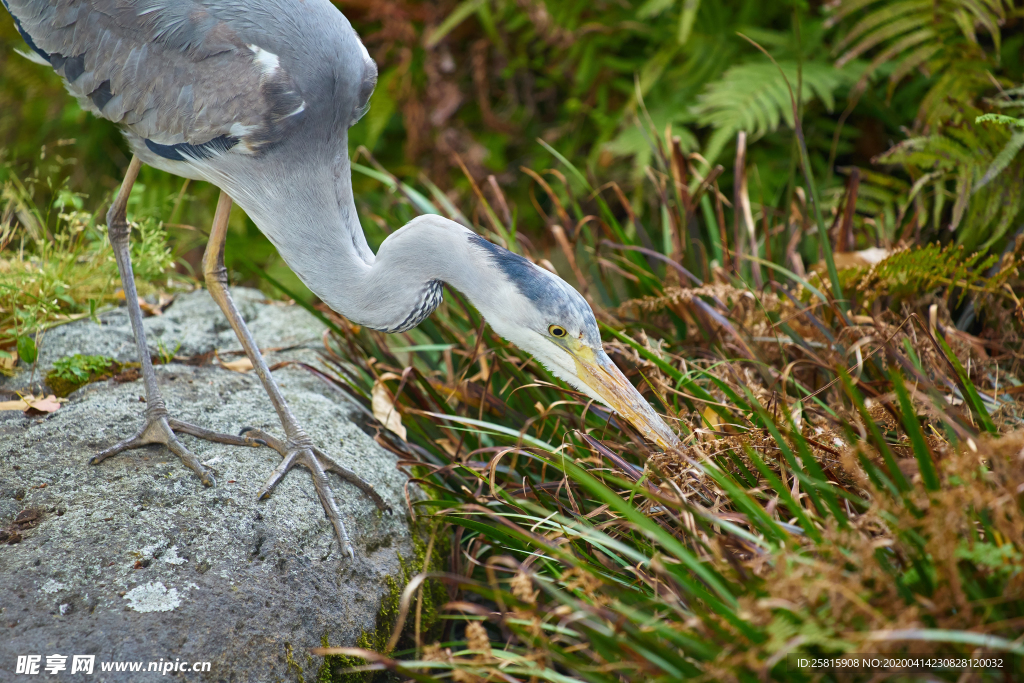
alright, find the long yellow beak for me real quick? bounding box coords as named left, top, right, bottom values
left=567, top=341, right=680, bottom=450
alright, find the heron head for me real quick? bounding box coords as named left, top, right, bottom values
left=467, top=235, right=679, bottom=450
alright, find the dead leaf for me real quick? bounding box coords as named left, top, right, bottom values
left=0, top=398, right=29, bottom=411
left=115, top=291, right=176, bottom=316
left=435, top=437, right=460, bottom=458
left=139, top=293, right=175, bottom=316
left=25, top=395, right=61, bottom=414
left=824, top=247, right=891, bottom=271
left=466, top=353, right=489, bottom=383
left=220, top=357, right=254, bottom=373
left=371, top=377, right=406, bottom=441
left=0, top=394, right=61, bottom=413
left=0, top=351, right=17, bottom=375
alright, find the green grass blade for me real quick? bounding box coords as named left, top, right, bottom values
left=352, top=162, right=441, bottom=215
left=934, top=332, right=997, bottom=435
left=891, top=371, right=940, bottom=491
left=840, top=370, right=911, bottom=493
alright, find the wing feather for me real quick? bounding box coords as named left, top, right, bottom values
left=4, top=0, right=306, bottom=154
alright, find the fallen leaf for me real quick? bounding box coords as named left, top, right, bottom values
left=371, top=377, right=406, bottom=441
left=220, top=357, right=254, bottom=373
left=115, top=291, right=176, bottom=316
left=702, top=406, right=721, bottom=431
left=138, top=293, right=176, bottom=316
left=0, top=394, right=61, bottom=413
left=822, top=247, right=891, bottom=271
left=0, top=398, right=29, bottom=411
left=25, top=395, right=61, bottom=414
left=434, top=437, right=460, bottom=458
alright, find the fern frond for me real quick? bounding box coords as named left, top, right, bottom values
left=872, top=106, right=1024, bottom=252
left=830, top=0, right=1012, bottom=69
left=975, top=131, right=1024, bottom=189
left=832, top=0, right=931, bottom=55
left=850, top=242, right=1008, bottom=310
left=827, top=0, right=1016, bottom=119
left=692, top=60, right=858, bottom=163
left=976, top=113, right=1024, bottom=128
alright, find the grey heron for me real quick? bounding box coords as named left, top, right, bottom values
left=3, top=0, right=680, bottom=557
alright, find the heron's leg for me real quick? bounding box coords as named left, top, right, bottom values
left=202, top=192, right=391, bottom=558
left=91, top=156, right=264, bottom=483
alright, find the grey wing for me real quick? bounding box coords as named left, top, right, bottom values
left=2, top=0, right=308, bottom=161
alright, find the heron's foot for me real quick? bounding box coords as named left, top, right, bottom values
left=239, top=427, right=392, bottom=559
left=91, top=411, right=266, bottom=487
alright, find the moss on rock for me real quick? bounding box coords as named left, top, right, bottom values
left=317, top=524, right=449, bottom=683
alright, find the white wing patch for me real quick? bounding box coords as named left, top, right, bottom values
left=248, top=44, right=281, bottom=76
left=229, top=122, right=258, bottom=138
left=15, top=48, right=50, bottom=66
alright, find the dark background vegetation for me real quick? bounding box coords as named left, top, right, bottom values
left=3, top=0, right=1023, bottom=302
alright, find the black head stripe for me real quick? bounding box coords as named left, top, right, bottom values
left=467, top=232, right=596, bottom=335
left=467, top=233, right=577, bottom=308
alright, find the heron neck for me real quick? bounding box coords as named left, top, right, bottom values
left=253, top=201, right=492, bottom=331
left=338, top=215, right=493, bottom=331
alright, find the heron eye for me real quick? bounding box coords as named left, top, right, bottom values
left=549, top=325, right=567, bottom=338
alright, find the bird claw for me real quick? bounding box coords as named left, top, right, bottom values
left=93, top=413, right=264, bottom=487
left=240, top=425, right=287, bottom=453
left=240, top=426, right=391, bottom=556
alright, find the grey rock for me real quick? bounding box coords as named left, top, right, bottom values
left=0, top=289, right=414, bottom=682
left=2, top=288, right=330, bottom=396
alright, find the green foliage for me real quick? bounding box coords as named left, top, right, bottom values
left=125, top=217, right=175, bottom=283
left=828, top=0, right=1017, bottom=122
left=693, top=60, right=859, bottom=164
left=247, top=141, right=1024, bottom=681
left=15, top=333, right=36, bottom=365
left=154, top=338, right=182, bottom=366
left=976, top=113, right=1024, bottom=128
left=313, top=241, right=1024, bottom=680
left=5, top=0, right=1024, bottom=268
left=46, top=353, right=125, bottom=397
left=845, top=242, right=1016, bottom=310
left=49, top=354, right=118, bottom=384
left=874, top=107, right=1024, bottom=252
left=0, top=158, right=179, bottom=351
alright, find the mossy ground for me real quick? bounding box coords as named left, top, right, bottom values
left=317, top=524, right=448, bottom=683
left=45, top=353, right=136, bottom=397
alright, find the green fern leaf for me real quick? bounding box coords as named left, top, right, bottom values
left=829, top=0, right=1014, bottom=121
left=692, top=60, right=857, bottom=163
left=871, top=105, right=1024, bottom=252
left=975, top=131, right=1024, bottom=190
left=976, top=113, right=1024, bottom=128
